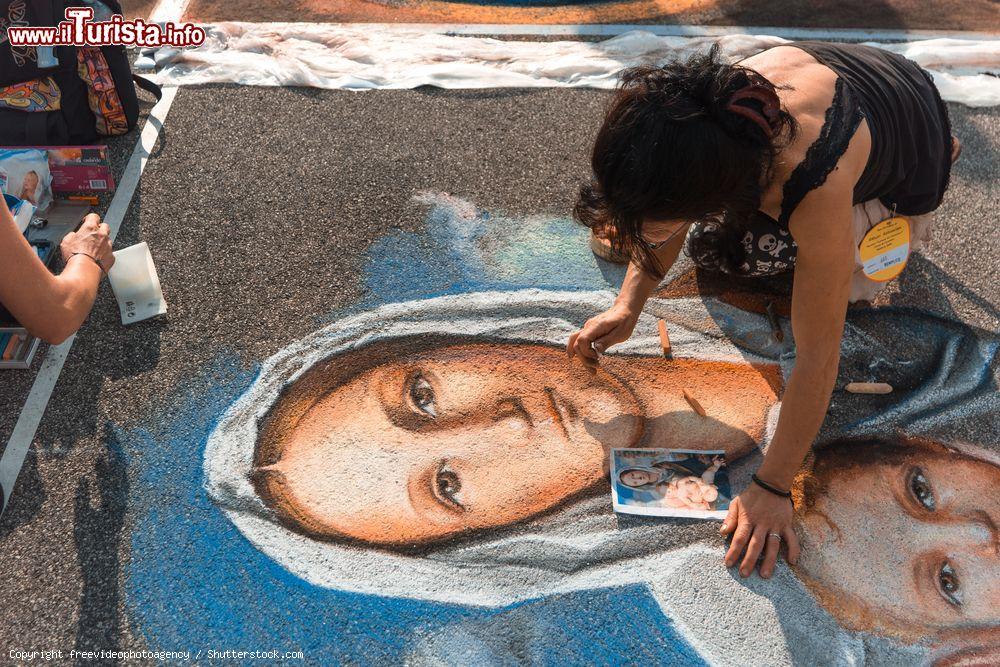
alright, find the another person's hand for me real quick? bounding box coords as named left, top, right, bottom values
left=720, top=482, right=800, bottom=579
left=566, top=302, right=640, bottom=369
left=60, top=213, right=114, bottom=273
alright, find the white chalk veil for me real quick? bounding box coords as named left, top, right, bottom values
left=203, top=288, right=944, bottom=665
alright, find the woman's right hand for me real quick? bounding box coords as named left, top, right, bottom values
left=566, top=302, right=641, bottom=369
left=60, top=213, right=114, bottom=273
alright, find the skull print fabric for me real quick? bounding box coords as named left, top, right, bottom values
left=689, top=213, right=799, bottom=278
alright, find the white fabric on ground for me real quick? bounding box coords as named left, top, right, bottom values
left=147, top=24, right=1000, bottom=106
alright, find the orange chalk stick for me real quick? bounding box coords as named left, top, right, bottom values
left=682, top=388, right=707, bottom=417
left=657, top=319, right=673, bottom=359
left=67, top=195, right=99, bottom=205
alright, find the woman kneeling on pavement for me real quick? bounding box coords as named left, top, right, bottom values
left=568, top=41, right=960, bottom=578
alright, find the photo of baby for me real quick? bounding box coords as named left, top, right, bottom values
left=0, top=148, right=53, bottom=210
left=18, top=170, right=39, bottom=204
left=611, top=448, right=731, bottom=519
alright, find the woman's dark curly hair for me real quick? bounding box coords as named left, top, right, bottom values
left=574, top=45, right=797, bottom=277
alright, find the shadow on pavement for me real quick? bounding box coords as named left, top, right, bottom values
left=891, top=253, right=1000, bottom=326
left=718, top=0, right=903, bottom=30
left=72, top=424, right=128, bottom=659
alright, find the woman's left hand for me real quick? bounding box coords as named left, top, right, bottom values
left=720, top=483, right=800, bottom=579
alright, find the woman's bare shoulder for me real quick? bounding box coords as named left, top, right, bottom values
left=743, top=45, right=818, bottom=70
left=747, top=47, right=839, bottom=116
left=749, top=47, right=870, bottom=213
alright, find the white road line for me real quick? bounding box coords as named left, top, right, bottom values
left=0, top=86, right=179, bottom=515
left=362, top=23, right=1000, bottom=42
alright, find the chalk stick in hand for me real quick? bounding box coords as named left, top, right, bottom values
left=658, top=319, right=673, bottom=359
left=845, top=382, right=893, bottom=394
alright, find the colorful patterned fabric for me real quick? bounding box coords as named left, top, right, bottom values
left=77, top=46, right=128, bottom=136
left=0, top=76, right=61, bottom=112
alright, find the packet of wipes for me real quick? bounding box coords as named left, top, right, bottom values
left=4, top=193, right=36, bottom=234
left=106, top=243, right=167, bottom=324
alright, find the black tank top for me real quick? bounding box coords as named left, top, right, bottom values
left=780, top=41, right=954, bottom=220
left=687, top=42, right=953, bottom=277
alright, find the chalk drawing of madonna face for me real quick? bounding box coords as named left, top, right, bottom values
left=251, top=338, right=777, bottom=547
left=793, top=436, right=1000, bottom=649
left=409, top=446, right=1000, bottom=667
left=204, top=289, right=784, bottom=603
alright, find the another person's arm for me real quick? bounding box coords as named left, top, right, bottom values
left=721, top=173, right=857, bottom=579
left=0, top=208, right=114, bottom=344
left=567, top=226, right=688, bottom=367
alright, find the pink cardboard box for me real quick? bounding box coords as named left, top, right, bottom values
left=43, top=146, right=115, bottom=193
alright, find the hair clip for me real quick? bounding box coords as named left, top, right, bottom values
left=725, top=84, right=781, bottom=139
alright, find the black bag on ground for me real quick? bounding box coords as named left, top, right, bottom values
left=0, top=0, right=160, bottom=146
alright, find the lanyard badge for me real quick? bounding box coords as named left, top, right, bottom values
left=859, top=206, right=911, bottom=282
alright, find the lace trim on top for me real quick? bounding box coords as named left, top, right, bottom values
left=777, top=77, right=864, bottom=227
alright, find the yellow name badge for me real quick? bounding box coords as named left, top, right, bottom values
left=859, top=216, right=911, bottom=282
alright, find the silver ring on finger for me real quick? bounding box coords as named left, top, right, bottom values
left=768, top=532, right=782, bottom=542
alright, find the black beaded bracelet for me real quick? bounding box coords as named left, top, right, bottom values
left=70, top=252, right=105, bottom=274
left=752, top=473, right=792, bottom=499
